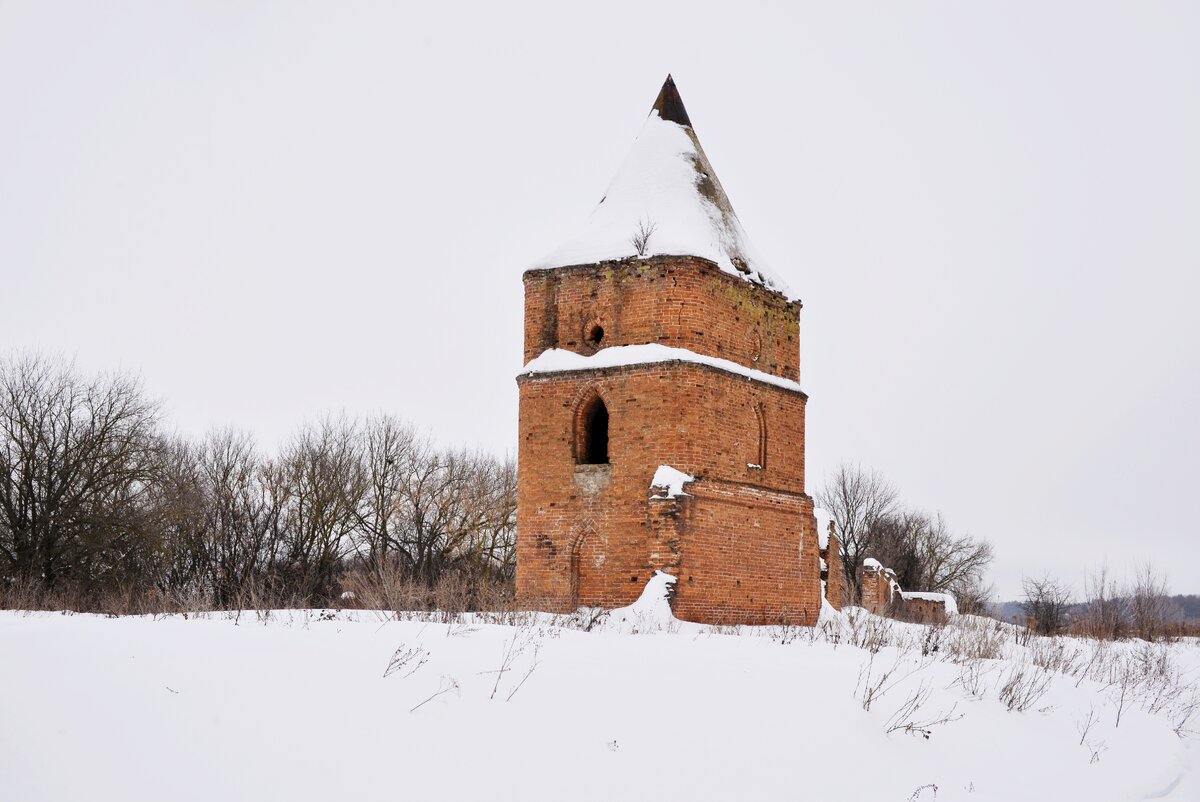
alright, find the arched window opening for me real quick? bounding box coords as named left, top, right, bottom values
left=588, top=324, right=605, bottom=346
left=579, top=396, right=609, bottom=464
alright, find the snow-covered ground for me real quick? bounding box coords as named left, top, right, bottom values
left=3, top=583, right=1198, bottom=801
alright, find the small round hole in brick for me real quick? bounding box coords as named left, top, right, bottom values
left=588, top=324, right=604, bottom=346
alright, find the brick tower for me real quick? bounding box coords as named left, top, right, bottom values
left=516, top=76, right=825, bottom=625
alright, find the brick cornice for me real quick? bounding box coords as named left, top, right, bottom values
left=522, top=254, right=802, bottom=311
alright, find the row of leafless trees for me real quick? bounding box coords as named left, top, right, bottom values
left=1022, top=565, right=1181, bottom=641
left=817, top=463, right=995, bottom=613
left=0, top=355, right=515, bottom=611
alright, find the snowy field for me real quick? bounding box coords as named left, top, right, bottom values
left=3, top=579, right=1198, bottom=801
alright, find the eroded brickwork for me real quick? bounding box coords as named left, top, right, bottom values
left=859, top=563, right=896, bottom=614
left=858, top=558, right=954, bottom=622
left=822, top=531, right=844, bottom=610
left=523, top=256, right=801, bottom=380
left=516, top=255, right=821, bottom=625
left=900, top=597, right=950, bottom=625
left=646, top=480, right=819, bottom=625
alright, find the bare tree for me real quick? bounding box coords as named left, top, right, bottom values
left=864, top=509, right=925, bottom=589
left=818, top=464, right=994, bottom=611
left=275, top=417, right=367, bottom=602
left=466, top=455, right=517, bottom=583
left=950, top=576, right=995, bottom=616
left=354, top=415, right=418, bottom=580
left=817, top=464, right=899, bottom=602
left=393, top=442, right=516, bottom=587
left=1022, top=574, right=1073, bottom=636
left=1129, top=564, right=1172, bottom=642
left=145, top=436, right=209, bottom=599
left=631, top=217, right=657, bottom=257
left=196, top=429, right=285, bottom=605
left=867, top=507, right=993, bottom=613
left=1080, top=564, right=1126, bottom=640
left=0, top=353, right=521, bottom=612
left=0, top=355, right=161, bottom=593
left=908, top=512, right=994, bottom=595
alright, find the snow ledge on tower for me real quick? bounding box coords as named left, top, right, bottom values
left=518, top=344, right=804, bottom=394
left=532, top=75, right=796, bottom=301
left=650, top=465, right=695, bottom=499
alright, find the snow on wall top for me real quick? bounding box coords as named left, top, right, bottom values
left=900, top=591, right=959, bottom=616
left=532, top=76, right=795, bottom=301
left=861, top=557, right=883, bottom=570
left=650, top=465, right=694, bottom=499
left=519, top=344, right=803, bottom=393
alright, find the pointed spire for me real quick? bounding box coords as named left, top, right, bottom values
left=532, top=76, right=794, bottom=299
left=651, top=74, right=692, bottom=128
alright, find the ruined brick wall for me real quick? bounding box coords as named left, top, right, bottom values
left=899, top=597, right=949, bottom=625
left=858, top=563, right=894, bottom=614
left=822, top=531, right=844, bottom=610
left=516, top=256, right=820, bottom=625
left=522, top=256, right=802, bottom=381
left=858, top=560, right=952, bottom=623
left=669, top=481, right=817, bottom=625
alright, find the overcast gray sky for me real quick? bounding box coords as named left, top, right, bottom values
left=2, top=2, right=1197, bottom=599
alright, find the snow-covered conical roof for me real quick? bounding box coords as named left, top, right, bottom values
left=534, top=76, right=794, bottom=300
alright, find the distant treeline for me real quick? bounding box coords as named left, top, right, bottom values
left=0, top=355, right=515, bottom=613
left=994, top=595, right=1200, bottom=625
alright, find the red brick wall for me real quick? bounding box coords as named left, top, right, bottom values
left=523, top=256, right=802, bottom=381
left=823, top=532, right=844, bottom=610
left=517, top=362, right=808, bottom=492
left=859, top=564, right=893, bottom=614
left=516, top=257, right=819, bottom=625
left=899, top=597, right=950, bottom=625
left=665, top=480, right=819, bottom=625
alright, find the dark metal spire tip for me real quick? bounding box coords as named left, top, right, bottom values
left=651, top=74, right=692, bottom=128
